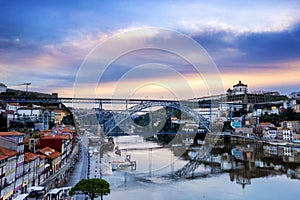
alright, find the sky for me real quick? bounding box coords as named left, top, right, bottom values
left=0, top=0, right=300, bottom=99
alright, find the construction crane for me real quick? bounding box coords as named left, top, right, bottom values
left=18, top=82, right=31, bottom=92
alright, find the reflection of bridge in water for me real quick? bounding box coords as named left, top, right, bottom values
left=108, top=136, right=300, bottom=185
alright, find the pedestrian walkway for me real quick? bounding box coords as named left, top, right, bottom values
left=64, top=141, right=88, bottom=200
left=65, top=142, right=88, bottom=186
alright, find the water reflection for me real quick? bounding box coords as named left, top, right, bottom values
left=102, top=138, right=300, bottom=184
left=186, top=139, right=300, bottom=187
left=98, top=135, right=300, bottom=199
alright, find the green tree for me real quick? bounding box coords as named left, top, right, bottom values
left=69, top=178, right=110, bottom=200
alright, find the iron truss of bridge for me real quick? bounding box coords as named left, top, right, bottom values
left=0, top=95, right=246, bottom=108
left=0, top=95, right=228, bottom=178
left=0, top=96, right=214, bottom=134
left=102, top=100, right=211, bottom=136
left=0, top=96, right=184, bottom=105
left=1, top=95, right=247, bottom=136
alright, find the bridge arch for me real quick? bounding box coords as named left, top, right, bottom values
left=103, top=101, right=210, bottom=136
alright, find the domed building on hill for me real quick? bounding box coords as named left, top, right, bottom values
left=226, top=81, right=286, bottom=104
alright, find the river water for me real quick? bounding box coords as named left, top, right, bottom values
left=96, top=135, right=300, bottom=200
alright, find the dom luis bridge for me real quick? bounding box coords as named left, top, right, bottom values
left=1, top=96, right=211, bottom=136
left=1, top=95, right=228, bottom=178
left=0, top=95, right=214, bottom=137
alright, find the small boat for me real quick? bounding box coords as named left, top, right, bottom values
left=110, top=160, right=135, bottom=171
left=110, top=155, right=136, bottom=171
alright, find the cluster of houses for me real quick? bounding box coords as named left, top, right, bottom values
left=1, top=101, right=69, bottom=132
left=0, top=125, right=77, bottom=200
left=0, top=99, right=77, bottom=199
left=235, top=121, right=300, bottom=141
left=193, top=81, right=300, bottom=142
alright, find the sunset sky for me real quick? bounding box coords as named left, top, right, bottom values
left=0, top=0, right=300, bottom=99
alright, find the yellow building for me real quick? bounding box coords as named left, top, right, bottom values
left=53, top=110, right=68, bottom=124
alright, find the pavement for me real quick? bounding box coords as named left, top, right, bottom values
left=88, top=153, right=102, bottom=179
left=65, top=142, right=88, bottom=187
left=64, top=141, right=88, bottom=200
left=65, top=137, right=133, bottom=199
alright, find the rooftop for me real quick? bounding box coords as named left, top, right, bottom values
left=42, top=133, right=70, bottom=140
left=24, top=152, right=39, bottom=163
left=7, top=103, right=20, bottom=106
left=39, top=146, right=61, bottom=159
left=48, top=151, right=61, bottom=160
left=40, top=146, right=55, bottom=155
left=0, top=146, right=18, bottom=160
left=0, top=131, right=24, bottom=136
left=39, top=155, right=47, bottom=160
left=233, top=80, right=248, bottom=87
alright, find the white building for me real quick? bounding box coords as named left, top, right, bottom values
left=24, top=152, right=40, bottom=188
left=232, top=80, right=248, bottom=95
left=0, top=146, right=18, bottom=200
left=290, top=99, right=300, bottom=113
left=281, top=121, right=300, bottom=133
left=0, top=83, right=7, bottom=93
left=268, top=128, right=277, bottom=140
left=290, top=91, right=300, bottom=99
left=17, top=107, right=43, bottom=121
left=282, top=129, right=294, bottom=141
left=6, top=103, right=21, bottom=112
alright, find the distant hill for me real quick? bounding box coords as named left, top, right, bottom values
left=0, top=88, right=58, bottom=99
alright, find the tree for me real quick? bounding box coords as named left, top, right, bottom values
left=69, top=178, right=110, bottom=200
left=61, top=114, right=75, bottom=125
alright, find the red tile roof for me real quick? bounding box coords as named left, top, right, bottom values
left=0, top=154, right=8, bottom=161
left=0, top=146, right=18, bottom=160
left=42, top=134, right=70, bottom=140
left=7, top=103, right=20, bottom=106
left=0, top=131, right=24, bottom=136
left=6, top=110, right=15, bottom=114
left=24, top=152, right=39, bottom=163
left=61, top=128, right=76, bottom=133
left=39, top=146, right=61, bottom=160
left=40, top=146, right=55, bottom=155
left=48, top=151, right=61, bottom=160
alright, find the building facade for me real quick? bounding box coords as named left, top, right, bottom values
left=0, top=132, right=25, bottom=197
left=0, top=146, right=18, bottom=200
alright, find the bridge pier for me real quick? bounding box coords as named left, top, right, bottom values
left=98, top=101, right=103, bottom=124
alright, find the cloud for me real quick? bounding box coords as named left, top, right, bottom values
left=2, top=22, right=299, bottom=97
left=190, top=22, right=300, bottom=70
left=220, top=59, right=300, bottom=94
left=234, top=25, right=300, bottom=63
left=1, top=1, right=300, bottom=97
